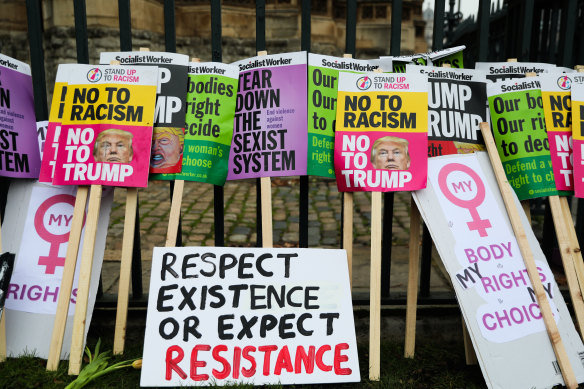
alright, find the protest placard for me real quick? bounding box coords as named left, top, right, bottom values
left=39, top=64, right=76, bottom=182
left=387, top=46, right=465, bottom=72
left=153, top=61, right=239, bottom=185
left=407, top=65, right=488, bottom=157
left=486, top=78, right=558, bottom=200
left=37, top=120, right=48, bottom=161
left=412, top=152, right=584, bottom=389
left=540, top=73, right=574, bottom=192
left=227, top=51, right=308, bottom=179
left=569, top=74, right=584, bottom=197
left=100, top=51, right=189, bottom=174
left=307, top=54, right=377, bottom=178
left=334, top=71, right=428, bottom=192
left=51, top=64, right=158, bottom=187
left=0, top=253, right=14, bottom=321
left=0, top=53, right=41, bottom=178
left=2, top=181, right=112, bottom=359
left=476, top=61, right=556, bottom=82
left=141, top=247, right=360, bottom=386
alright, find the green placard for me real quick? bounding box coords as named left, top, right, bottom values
left=487, top=80, right=558, bottom=200
left=153, top=63, right=239, bottom=185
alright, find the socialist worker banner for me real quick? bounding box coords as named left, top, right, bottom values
left=0, top=53, right=41, bottom=178
left=152, top=62, right=239, bottom=185
left=52, top=64, right=158, bottom=187
left=39, top=64, right=76, bottom=182
left=307, top=54, right=377, bottom=178
left=570, top=74, right=584, bottom=197
left=540, top=73, right=574, bottom=192
left=475, top=62, right=555, bottom=83
left=100, top=51, right=189, bottom=174
left=487, top=78, right=558, bottom=200
left=227, top=52, right=308, bottom=180
left=334, top=72, right=428, bottom=192
left=408, top=65, right=488, bottom=157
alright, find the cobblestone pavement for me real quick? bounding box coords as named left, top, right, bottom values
left=101, top=177, right=451, bottom=295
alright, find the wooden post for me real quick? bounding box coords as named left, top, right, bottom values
left=369, top=191, right=382, bottom=380
left=342, top=53, right=354, bottom=287
left=480, top=122, right=578, bottom=389
left=113, top=187, right=139, bottom=355
left=68, top=184, right=103, bottom=375
left=255, top=50, right=273, bottom=248
left=46, top=186, right=89, bottom=370
left=404, top=196, right=421, bottom=358
left=549, top=195, right=584, bottom=335
left=561, top=198, right=584, bottom=299
left=343, top=193, right=353, bottom=287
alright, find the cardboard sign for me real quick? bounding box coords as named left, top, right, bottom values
left=487, top=78, right=558, bottom=200
left=475, top=62, right=555, bottom=82
left=100, top=51, right=189, bottom=174
left=408, top=65, right=488, bottom=157
left=412, top=152, right=584, bottom=389
left=52, top=64, right=158, bottom=187
left=0, top=53, right=41, bottom=178
left=570, top=75, right=584, bottom=197
left=2, top=181, right=112, bottom=358
left=0, top=253, right=15, bottom=320
left=540, top=73, right=574, bottom=192
left=387, top=46, right=465, bottom=72
left=334, top=71, right=428, bottom=192
left=141, top=247, right=360, bottom=386
left=227, top=52, right=308, bottom=180
left=307, top=54, right=377, bottom=178
left=37, top=120, right=48, bottom=161
left=153, top=62, right=239, bottom=185
left=39, top=64, right=76, bottom=182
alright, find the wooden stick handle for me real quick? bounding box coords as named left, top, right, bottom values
left=113, top=187, right=139, bottom=355
left=480, top=122, right=578, bottom=388
left=404, top=196, right=421, bottom=358
left=165, top=181, right=184, bottom=247
left=369, top=191, right=382, bottom=380
left=343, top=193, right=353, bottom=288
left=46, top=186, right=89, bottom=370
left=68, top=184, right=103, bottom=375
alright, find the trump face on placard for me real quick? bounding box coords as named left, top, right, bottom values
left=93, top=129, right=134, bottom=163
left=371, top=136, right=410, bottom=170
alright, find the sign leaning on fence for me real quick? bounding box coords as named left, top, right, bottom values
left=227, top=51, right=308, bottom=180
left=152, top=61, right=239, bottom=185
left=412, top=152, right=584, bottom=389
left=540, top=73, right=574, bottom=192
left=2, top=181, right=112, bottom=359
left=100, top=51, right=189, bottom=174
left=334, top=71, right=428, bottom=192
left=307, top=54, right=377, bottom=178
left=475, top=62, right=556, bottom=82
left=407, top=65, right=488, bottom=157
left=0, top=53, right=41, bottom=178
left=141, top=247, right=360, bottom=386
left=487, top=78, right=558, bottom=200
left=52, top=64, right=158, bottom=187
left=569, top=75, right=584, bottom=198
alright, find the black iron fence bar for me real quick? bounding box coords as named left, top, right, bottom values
left=211, top=0, right=225, bottom=247
left=73, top=0, right=89, bottom=64
left=255, top=1, right=266, bottom=248
left=477, top=0, right=490, bottom=62
left=419, top=0, right=447, bottom=298
left=560, top=0, right=578, bottom=67
left=380, top=0, right=403, bottom=298
left=346, top=0, right=357, bottom=56
left=26, top=0, right=48, bottom=122
left=118, top=0, right=132, bottom=52
left=299, top=0, right=310, bottom=249
left=520, top=0, right=534, bottom=61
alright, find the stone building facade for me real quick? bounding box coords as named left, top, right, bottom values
left=0, top=0, right=426, bottom=102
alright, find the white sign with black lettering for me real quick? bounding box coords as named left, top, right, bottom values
left=141, top=247, right=360, bottom=386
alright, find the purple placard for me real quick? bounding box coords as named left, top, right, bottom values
left=0, top=54, right=41, bottom=178
left=228, top=52, right=307, bottom=180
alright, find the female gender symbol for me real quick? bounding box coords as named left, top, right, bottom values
left=33, top=194, right=80, bottom=274
left=437, top=163, right=492, bottom=237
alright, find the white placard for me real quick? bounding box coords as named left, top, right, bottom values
left=413, top=152, right=584, bottom=388
left=141, top=247, right=360, bottom=386
left=3, top=181, right=112, bottom=359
